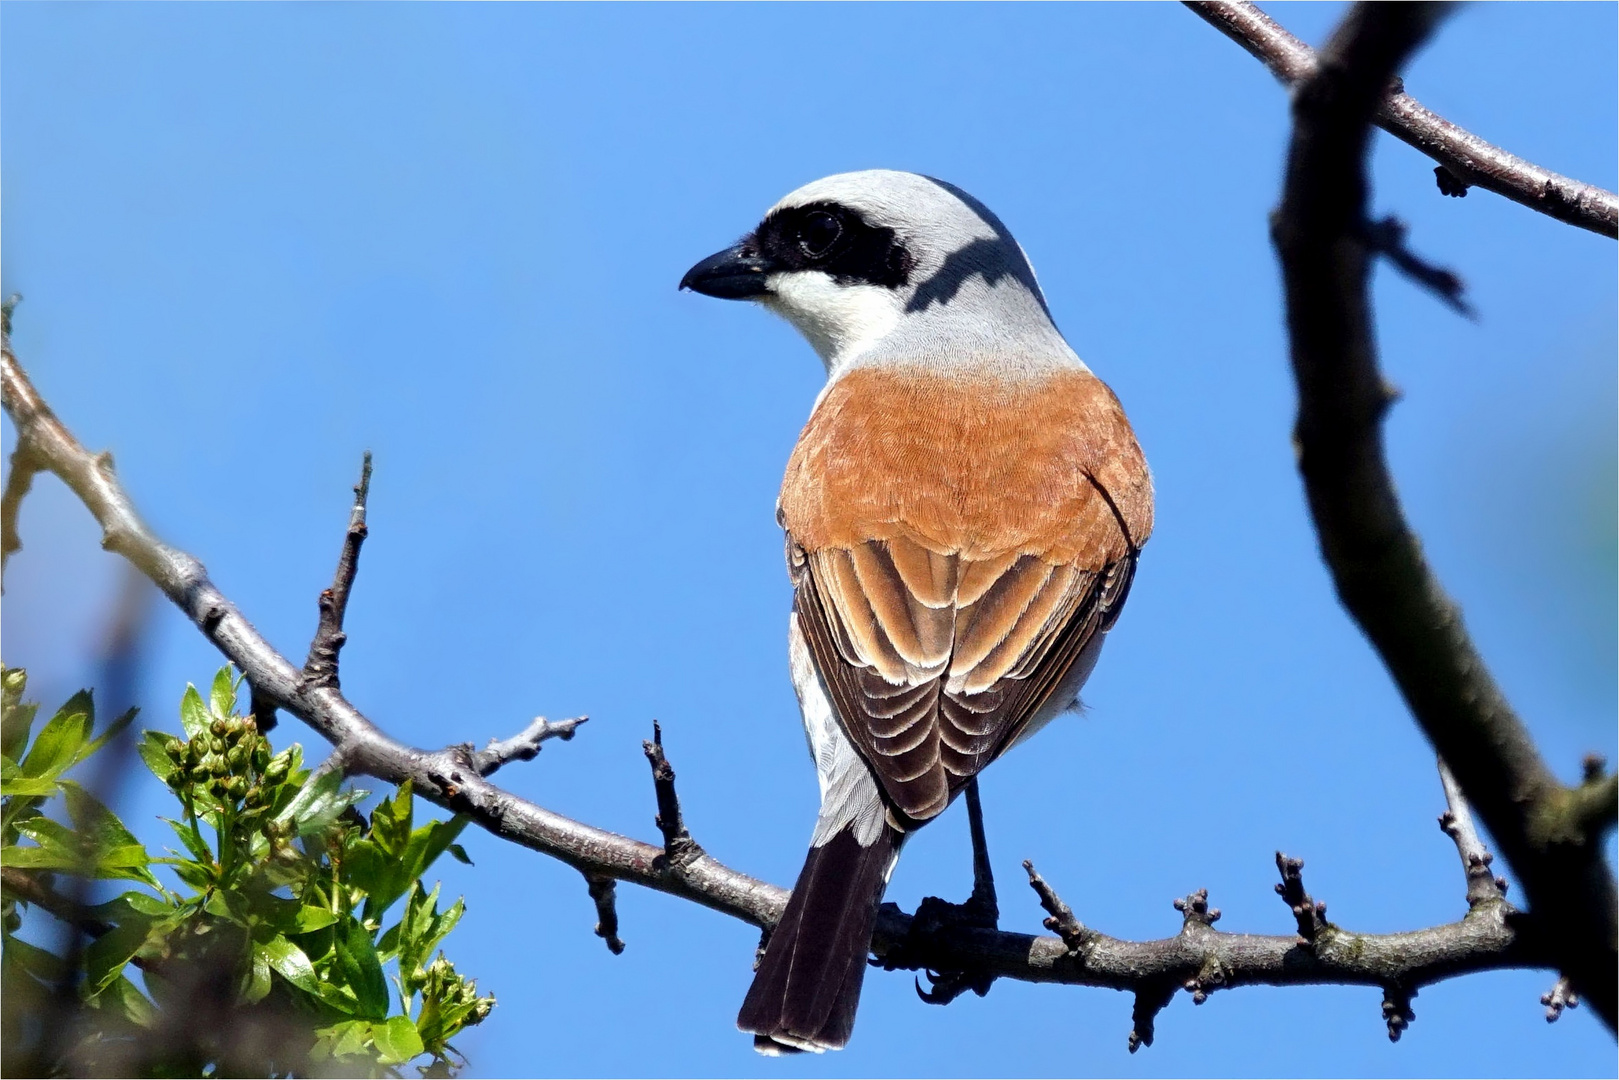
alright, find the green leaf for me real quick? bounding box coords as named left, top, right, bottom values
left=89, top=890, right=174, bottom=923
left=399, top=815, right=469, bottom=884
left=369, top=782, right=414, bottom=857
left=243, top=943, right=274, bottom=1004
left=87, top=972, right=159, bottom=1030
left=209, top=667, right=237, bottom=720
left=333, top=917, right=390, bottom=1021
left=1, top=700, right=37, bottom=764
left=162, top=817, right=215, bottom=864
left=401, top=889, right=463, bottom=989
left=295, top=906, right=340, bottom=934
left=138, top=731, right=178, bottom=783
left=169, top=858, right=215, bottom=892
left=319, top=1019, right=373, bottom=1059
left=83, top=917, right=154, bottom=996
left=446, top=843, right=472, bottom=866
left=63, top=782, right=144, bottom=852
left=372, top=1014, right=425, bottom=1065
left=347, top=840, right=403, bottom=921
left=179, top=685, right=210, bottom=740
left=79, top=706, right=138, bottom=763
left=1, top=773, right=60, bottom=798
left=257, top=934, right=320, bottom=995
left=20, top=703, right=90, bottom=779
left=275, top=767, right=365, bottom=839
left=1, top=934, right=67, bottom=983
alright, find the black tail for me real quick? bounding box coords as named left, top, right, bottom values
left=738, top=824, right=903, bottom=1053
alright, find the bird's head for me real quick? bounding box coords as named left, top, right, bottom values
left=682, top=170, right=1073, bottom=374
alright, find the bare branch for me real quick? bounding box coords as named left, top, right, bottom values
left=1022, top=860, right=1088, bottom=954
left=1185, top=0, right=1619, bottom=238
left=1382, top=984, right=1416, bottom=1043
left=1271, top=1, right=1617, bottom=1028
left=1128, top=981, right=1177, bottom=1053
left=642, top=721, right=702, bottom=866
left=1274, top=853, right=1331, bottom=942
left=303, top=452, right=372, bottom=691
left=584, top=873, right=625, bottom=956
left=1542, top=976, right=1580, bottom=1024
left=0, top=331, right=1561, bottom=1039
left=1437, top=758, right=1510, bottom=907
left=467, top=714, right=589, bottom=777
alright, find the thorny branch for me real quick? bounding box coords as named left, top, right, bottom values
left=1185, top=0, right=1619, bottom=239
left=1271, top=1, right=1617, bottom=1029
left=0, top=323, right=1559, bottom=1050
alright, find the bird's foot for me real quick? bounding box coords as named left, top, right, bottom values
left=878, top=894, right=1000, bottom=1006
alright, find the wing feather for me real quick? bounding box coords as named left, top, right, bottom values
left=795, top=538, right=1137, bottom=824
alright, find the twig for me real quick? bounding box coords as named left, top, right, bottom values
left=642, top=721, right=702, bottom=866
left=1274, top=853, right=1331, bottom=942
left=1128, top=981, right=1177, bottom=1053
left=467, top=715, right=589, bottom=778
left=1361, top=217, right=1473, bottom=318
left=1022, top=861, right=1088, bottom=953
left=1185, top=0, right=1619, bottom=238
left=1, top=296, right=40, bottom=583
left=0, top=334, right=1564, bottom=1039
left=303, top=453, right=372, bottom=691
left=1542, top=976, right=1579, bottom=1024
left=584, top=873, right=625, bottom=955
left=1436, top=759, right=1509, bottom=907
left=1271, top=1, right=1617, bottom=1029
left=1382, top=984, right=1416, bottom=1042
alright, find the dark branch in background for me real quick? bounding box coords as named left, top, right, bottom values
left=1270, top=1, right=1616, bottom=1030
left=1185, top=1, right=1619, bottom=239
left=1, top=326, right=1559, bottom=1050
left=1, top=867, right=115, bottom=943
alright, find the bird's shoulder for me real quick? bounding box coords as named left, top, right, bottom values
left=779, top=363, right=1152, bottom=562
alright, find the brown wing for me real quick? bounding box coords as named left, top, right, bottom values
left=791, top=534, right=1136, bottom=824
left=779, top=366, right=1153, bottom=825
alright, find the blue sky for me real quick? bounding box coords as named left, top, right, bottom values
left=3, top=3, right=1614, bottom=1076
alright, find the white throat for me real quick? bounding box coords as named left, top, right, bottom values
left=761, top=272, right=903, bottom=371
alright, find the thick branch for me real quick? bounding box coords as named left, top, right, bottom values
left=1186, top=1, right=1619, bottom=239
left=0, top=334, right=1561, bottom=1038
left=1272, top=1, right=1617, bottom=1029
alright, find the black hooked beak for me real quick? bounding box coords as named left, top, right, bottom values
left=679, top=242, right=777, bottom=300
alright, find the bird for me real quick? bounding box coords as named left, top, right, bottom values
left=680, top=170, right=1153, bottom=1054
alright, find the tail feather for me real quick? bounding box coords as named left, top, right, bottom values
left=738, top=824, right=902, bottom=1053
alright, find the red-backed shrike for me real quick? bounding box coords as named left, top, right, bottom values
left=682, top=171, right=1153, bottom=1054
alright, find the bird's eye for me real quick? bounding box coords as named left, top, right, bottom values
left=797, top=211, right=841, bottom=258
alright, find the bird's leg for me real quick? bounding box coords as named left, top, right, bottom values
left=887, top=778, right=1001, bottom=1006
left=963, top=777, right=999, bottom=926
